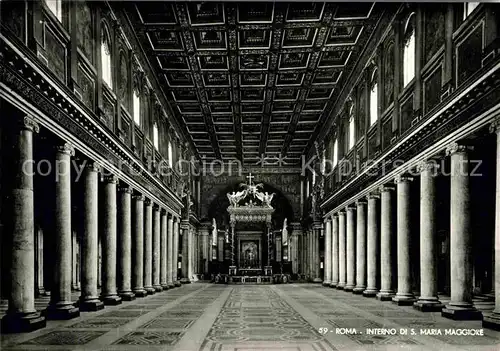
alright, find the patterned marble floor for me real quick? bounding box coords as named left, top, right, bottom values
left=1, top=283, right=499, bottom=351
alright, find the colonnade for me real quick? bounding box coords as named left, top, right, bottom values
left=0, top=116, right=188, bottom=333
left=322, top=133, right=500, bottom=326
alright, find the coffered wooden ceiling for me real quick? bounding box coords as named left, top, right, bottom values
left=126, top=2, right=386, bottom=165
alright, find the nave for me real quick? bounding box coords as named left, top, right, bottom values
left=1, top=284, right=499, bottom=351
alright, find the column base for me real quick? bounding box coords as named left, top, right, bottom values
left=330, top=282, right=338, bottom=288
left=392, top=294, right=416, bottom=306
left=167, top=283, right=175, bottom=289
left=376, top=290, right=395, bottom=301
left=1, top=312, right=46, bottom=333
left=101, top=295, right=122, bottom=306
left=336, top=283, right=346, bottom=290
left=483, top=312, right=500, bottom=331
left=413, top=299, right=444, bottom=312
left=79, top=299, right=105, bottom=312
left=180, top=278, right=191, bottom=284
left=363, top=289, right=378, bottom=297
left=353, top=286, right=366, bottom=294
left=153, top=285, right=163, bottom=292
left=174, top=281, right=181, bottom=287
left=161, top=284, right=170, bottom=290
left=144, top=287, right=156, bottom=295
left=442, top=305, right=482, bottom=320
left=344, top=284, right=355, bottom=291
left=133, top=289, right=148, bottom=298
left=119, top=291, right=136, bottom=301
left=322, top=280, right=331, bottom=286
left=44, top=303, right=80, bottom=320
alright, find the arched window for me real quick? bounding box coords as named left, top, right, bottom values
left=101, top=23, right=113, bottom=89
left=133, top=90, right=141, bottom=126
left=369, top=69, right=378, bottom=126
left=333, top=139, right=338, bottom=167
left=168, top=141, right=173, bottom=167
left=45, top=0, right=62, bottom=21
left=348, top=104, right=355, bottom=150
left=403, top=13, right=416, bottom=87
left=463, top=2, right=479, bottom=19
left=153, top=122, right=159, bottom=150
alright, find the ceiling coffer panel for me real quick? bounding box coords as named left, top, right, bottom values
left=128, top=2, right=383, bottom=165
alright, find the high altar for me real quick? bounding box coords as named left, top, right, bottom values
left=226, top=174, right=275, bottom=276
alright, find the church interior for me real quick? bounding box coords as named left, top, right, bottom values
left=1, top=1, right=500, bottom=350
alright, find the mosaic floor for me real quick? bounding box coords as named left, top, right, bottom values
left=1, top=283, right=499, bottom=351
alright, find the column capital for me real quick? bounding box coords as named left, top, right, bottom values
left=345, top=205, right=356, bottom=212
left=22, top=115, right=40, bottom=133
left=323, top=217, right=332, bottom=224
left=338, top=210, right=346, bottom=216
left=153, top=203, right=160, bottom=211
left=103, top=174, right=119, bottom=184
left=160, top=208, right=167, bottom=215
left=394, top=175, right=413, bottom=184
left=85, top=161, right=101, bottom=173
left=489, top=117, right=500, bottom=134
left=55, top=143, right=75, bottom=156
left=416, top=160, right=440, bottom=174
left=144, top=198, right=152, bottom=206
left=118, top=186, right=134, bottom=194
left=378, top=184, right=395, bottom=193
left=366, top=192, right=380, bottom=200
left=355, top=199, right=367, bottom=206
left=445, top=142, right=473, bottom=156
left=133, top=194, right=145, bottom=201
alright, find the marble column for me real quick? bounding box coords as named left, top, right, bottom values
left=167, top=214, right=174, bottom=287
left=377, top=185, right=395, bottom=301
left=313, top=223, right=322, bottom=283
left=187, top=226, right=194, bottom=282
left=364, top=193, right=380, bottom=297
left=442, top=142, right=482, bottom=320
left=117, top=186, right=135, bottom=301
left=71, top=229, right=80, bottom=291
left=181, top=221, right=191, bottom=283
left=36, top=227, right=46, bottom=295
left=132, top=194, right=147, bottom=297
left=308, top=229, right=314, bottom=280
left=337, top=211, right=347, bottom=289
left=331, top=214, right=339, bottom=287
left=160, top=209, right=169, bottom=289
left=173, top=218, right=181, bottom=286
left=392, top=175, right=416, bottom=305
left=143, top=199, right=155, bottom=294
left=291, top=223, right=300, bottom=274
left=80, top=162, right=105, bottom=311
left=484, top=119, right=500, bottom=329
left=323, top=218, right=332, bottom=286
left=415, top=161, right=444, bottom=311
left=354, top=200, right=367, bottom=294
left=152, top=205, right=162, bottom=291
left=345, top=206, right=356, bottom=291
left=99, top=175, right=122, bottom=305
left=46, top=144, right=80, bottom=319
left=1, top=117, right=46, bottom=333
left=200, top=223, right=210, bottom=277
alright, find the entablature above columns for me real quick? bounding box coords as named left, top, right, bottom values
left=321, top=53, right=500, bottom=218
left=0, top=37, right=183, bottom=216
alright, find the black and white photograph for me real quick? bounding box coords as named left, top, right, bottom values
left=0, top=0, right=499, bottom=350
